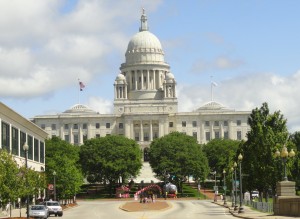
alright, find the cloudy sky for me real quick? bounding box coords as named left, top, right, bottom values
left=1, top=0, right=300, bottom=132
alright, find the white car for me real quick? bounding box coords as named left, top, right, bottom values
left=29, top=205, right=49, bottom=219
left=44, top=201, right=63, bottom=217
left=252, top=191, right=259, bottom=198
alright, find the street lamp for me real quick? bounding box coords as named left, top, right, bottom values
left=23, top=143, right=29, bottom=219
left=223, top=169, right=227, bottom=206
left=230, top=167, right=235, bottom=207
left=274, top=145, right=295, bottom=181
left=238, top=153, right=244, bottom=214
left=233, top=162, right=238, bottom=211
left=213, top=171, right=218, bottom=202
left=53, top=171, right=57, bottom=201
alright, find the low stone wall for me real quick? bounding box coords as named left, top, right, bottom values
left=274, top=196, right=300, bottom=217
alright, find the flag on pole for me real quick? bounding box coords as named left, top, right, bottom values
left=79, top=81, right=85, bottom=91
left=212, top=81, right=218, bottom=87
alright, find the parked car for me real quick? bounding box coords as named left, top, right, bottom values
left=251, top=190, right=259, bottom=198
left=44, top=201, right=63, bottom=217
left=29, top=205, right=49, bottom=219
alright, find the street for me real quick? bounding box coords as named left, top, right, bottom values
left=62, top=200, right=235, bottom=219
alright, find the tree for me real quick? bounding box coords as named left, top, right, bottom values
left=0, top=149, right=21, bottom=203
left=240, top=102, right=294, bottom=201
left=290, top=131, right=300, bottom=188
left=79, top=135, right=142, bottom=195
left=202, top=138, right=241, bottom=189
left=148, top=132, right=209, bottom=193
left=45, top=137, right=83, bottom=201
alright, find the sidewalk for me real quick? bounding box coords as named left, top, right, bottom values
left=0, top=207, right=26, bottom=218
left=214, top=200, right=299, bottom=219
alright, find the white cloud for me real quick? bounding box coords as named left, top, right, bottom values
left=88, top=96, right=113, bottom=114
left=178, top=70, right=300, bottom=132
left=0, top=0, right=162, bottom=98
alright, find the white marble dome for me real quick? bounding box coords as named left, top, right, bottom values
left=115, top=73, right=126, bottom=83
left=125, top=31, right=165, bottom=64
left=165, top=72, right=175, bottom=82
left=64, top=104, right=96, bottom=114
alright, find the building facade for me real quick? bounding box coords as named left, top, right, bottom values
left=0, top=102, right=47, bottom=172
left=32, top=10, right=250, bottom=160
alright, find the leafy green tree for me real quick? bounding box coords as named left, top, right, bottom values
left=148, top=132, right=209, bottom=193
left=290, top=131, right=300, bottom=187
left=202, top=138, right=241, bottom=190
left=45, top=137, right=83, bottom=201
left=79, top=135, right=142, bottom=195
left=240, top=102, right=294, bottom=201
left=0, top=149, right=21, bottom=203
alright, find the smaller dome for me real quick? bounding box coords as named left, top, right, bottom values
left=64, top=104, right=96, bottom=114
left=116, top=73, right=125, bottom=81
left=165, top=72, right=175, bottom=82
left=195, top=101, right=232, bottom=112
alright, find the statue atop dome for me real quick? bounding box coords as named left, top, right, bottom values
left=139, top=8, right=148, bottom=32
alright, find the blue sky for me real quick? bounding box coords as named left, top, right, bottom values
left=1, top=0, right=300, bottom=132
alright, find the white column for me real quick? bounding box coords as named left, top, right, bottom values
left=130, top=122, right=134, bottom=140
left=135, top=70, right=137, bottom=90
left=158, top=70, right=161, bottom=89
left=159, top=121, right=164, bottom=137
left=147, top=70, right=150, bottom=90
left=70, top=126, right=74, bottom=144
left=79, top=125, right=82, bottom=145
left=150, top=121, right=153, bottom=141
left=125, top=121, right=130, bottom=138
left=130, top=72, right=132, bottom=90
left=220, top=123, right=224, bottom=138
left=114, top=84, right=117, bottom=99
left=125, top=84, right=127, bottom=99
left=153, top=70, right=156, bottom=89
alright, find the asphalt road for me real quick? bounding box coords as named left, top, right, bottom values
left=62, top=200, right=236, bottom=219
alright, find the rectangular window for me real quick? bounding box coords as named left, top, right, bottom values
left=119, top=123, right=124, bottom=129
left=237, top=131, right=242, bottom=140
left=96, top=123, right=100, bottom=129
left=41, top=124, right=45, bottom=130
left=205, top=132, right=211, bottom=141
left=214, top=121, right=219, bottom=126
left=51, top=124, right=56, bottom=130
left=224, top=121, right=228, bottom=126
left=73, top=124, right=78, bottom=129
left=34, top=138, right=39, bottom=162
left=12, top=127, right=19, bottom=155
left=144, top=133, right=149, bottom=141
left=224, top=131, right=229, bottom=139
left=135, top=132, right=139, bottom=141
left=96, top=134, right=100, bottom=138
left=192, top=121, right=197, bottom=127
left=74, top=134, right=79, bottom=145
left=182, top=132, right=186, bottom=135
left=83, top=123, right=87, bottom=129
left=20, top=131, right=26, bottom=158
left=27, top=135, right=33, bottom=160
left=169, top=122, right=173, bottom=127
left=154, top=132, right=158, bottom=139
left=193, top=132, right=197, bottom=139
left=182, top=121, right=186, bottom=127
left=237, top=120, right=241, bottom=126
left=1, top=122, right=10, bottom=152
left=64, top=124, right=69, bottom=130
left=83, top=134, right=88, bottom=141
left=64, top=135, right=69, bottom=142
left=106, top=123, right=110, bottom=129
left=205, top=121, right=210, bottom=127
left=215, top=131, right=220, bottom=139
left=40, top=142, right=45, bottom=164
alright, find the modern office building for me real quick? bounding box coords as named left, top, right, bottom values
left=0, top=102, right=48, bottom=172
left=32, top=10, right=250, bottom=161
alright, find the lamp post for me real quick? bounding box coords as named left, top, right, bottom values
left=213, top=171, right=218, bottom=202
left=275, top=145, right=295, bottom=181
left=223, top=169, right=227, bottom=206
left=230, top=167, right=235, bottom=207
left=53, top=171, right=57, bottom=201
left=233, top=162, right=238, bottom=211
left=23, top=143, right=29, bottom=219
left=238, top=153, right=244, bottom=213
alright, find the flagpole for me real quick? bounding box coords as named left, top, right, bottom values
left=78, top=79, right=80, bottom=104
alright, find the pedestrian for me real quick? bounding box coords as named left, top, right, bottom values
left=5, top=203, right=10, bottom=216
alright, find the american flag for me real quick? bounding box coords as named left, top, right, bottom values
left=79, top=81, right=85, bottom=91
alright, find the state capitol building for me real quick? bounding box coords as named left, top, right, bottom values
left=32, top=10, right=250, bottom=160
